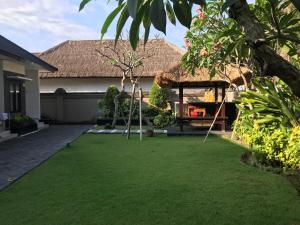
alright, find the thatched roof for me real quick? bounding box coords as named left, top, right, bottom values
left=155, top=63, right=251, bottom=88
left=36, top=39, right=184, bottom=79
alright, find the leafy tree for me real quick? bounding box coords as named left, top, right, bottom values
left=149, top=82, right=168, bottom=109
left=100, top=86, right=120, bottom=118
left=97, top=39, right=155, bottom=132
left=182, top=1, right=251, bottom=88
left=79, top=0, right=300, bottom=98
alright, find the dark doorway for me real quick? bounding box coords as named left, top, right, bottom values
left=4, top=71, right=26, bottom=114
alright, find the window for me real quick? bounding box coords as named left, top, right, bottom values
left=9, top=82, right=22, bottom=113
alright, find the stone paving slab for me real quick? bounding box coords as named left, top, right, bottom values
left=0, top=125, right=91, bottom=190
left=86, top=129, right=167, bottom=134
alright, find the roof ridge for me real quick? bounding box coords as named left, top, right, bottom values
left=39, top=39, right=176, bottom=55
left=38, top=40, right=70, bottom=56
left=162, top=39, right=186, bottom=55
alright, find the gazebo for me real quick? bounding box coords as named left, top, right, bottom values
left=155, top=63, right=251, bottom=132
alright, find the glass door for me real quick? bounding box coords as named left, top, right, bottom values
left=8, top=81, right=23, bottom=113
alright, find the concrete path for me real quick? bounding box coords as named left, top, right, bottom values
left=86, top=128, right=167, bottom=134
left=0, top=125, right=91, bottom=190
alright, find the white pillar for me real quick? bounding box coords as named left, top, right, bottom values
left=0, top=61, right=5, bottom=131
left=25, top=69, right=41, bottom=120
left=0, top=61, right=4, bottom=114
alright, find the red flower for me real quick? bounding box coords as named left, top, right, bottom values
left=200, top=48, right=208, bottom=57
left=184, top=38, right=191, bottom=48
left=199, top=12, right=206, bottom=20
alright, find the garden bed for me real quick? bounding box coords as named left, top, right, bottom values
left=10, top=115, right=38, bottom=136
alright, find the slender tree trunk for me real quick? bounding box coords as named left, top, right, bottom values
left=111, top=93, right=121, bottom=128
left=127, top=82, right=137, bottom=139
left=112, top=73, right=126, bottom=128
left=229, top=0, right=300, bottom=97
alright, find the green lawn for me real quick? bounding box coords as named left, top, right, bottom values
left=0, top=135, right=299, bottom=225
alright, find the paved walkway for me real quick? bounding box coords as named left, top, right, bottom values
left=0, top=125, right=91, bottom=190
left=87, top=128, right=167, bottom=134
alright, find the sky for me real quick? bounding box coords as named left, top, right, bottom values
left=0, top=0, right=188, bottom=52
left=0, top=0, right=254, bottom=53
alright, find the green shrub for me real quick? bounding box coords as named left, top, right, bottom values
left=235, top=78, right=300, bottom=169
left=149, top=82, right=168, bottom=109
left=120, top=98, right=139, bottom=118
left=10, top=114, right=37, bottom=134
left=99, top=86, right=119, bottom=117
left=142, top=106, right=162, bottom=118
left=153, top=112, right=175, bottom=129
left=285, top=126, right=300, bottom=168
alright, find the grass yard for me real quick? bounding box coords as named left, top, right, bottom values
left=0, top=135, right=299, bottom=225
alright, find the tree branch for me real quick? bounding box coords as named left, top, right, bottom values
left=229, top=0, right=300, bottom=97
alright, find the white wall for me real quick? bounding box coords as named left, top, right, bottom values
left=3, top=60, right=25, bottom=74
left=25, top=69, right=41, bottom=120
left=40, top=93, right=103, bottom=123
left=40, top=77, right=155, bottom=93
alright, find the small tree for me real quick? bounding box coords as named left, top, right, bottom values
left=97, top=38, right=156, bottom=138
left=149, top=82, right=168, bottom=109
left=99, top=86, right=120, bottom=118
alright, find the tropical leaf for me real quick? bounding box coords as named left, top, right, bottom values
left=115, top=6, right=130, bottom=45
left=237, top=78, right=300, bottom=128
left=290, top=0, right=300, bottom=12
left=143, top=4, right=151, bottom=45
left=150, top=0, right=167, bottom=33
left=101, top=3, right=125, bottom=39
left=221, top=0, right=239, bottom=12
left=166, top=0, right=176, bottom=25
left=79, top=0, right=93, bottom=11
left=128, top=0, right=138, bottom=18
left=173, top=0, right=192, bottom=28
left=188, top=0, right=206, bottom=5
left=130, top=3, right=148, bottom=49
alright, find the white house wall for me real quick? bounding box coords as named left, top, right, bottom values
left=40, top=77, right=155, bottom=93
left=25, top=69, right=41, bottom=120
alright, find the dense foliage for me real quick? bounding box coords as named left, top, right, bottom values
left=10, top=114, right=37, bottom=135
left=182, top=1, right=250, bottom=77
left=153, top=111, right=176, bottom=129
left=99, top=86, right=141, bottom=119
left=149, top=82, right=168, bottom=109
left=79, top=0, right=300, bottom=49
left=235, top=78, right=300, bottom=169
left=121, top=98, right=139, bottom=118
left=99, top=86, right=120, bottom=118
left=79, top=0, right=300, bottom=97
left=183, top=0, right=300, bottom=77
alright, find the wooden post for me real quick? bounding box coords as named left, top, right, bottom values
left=221, top=85, right=226, bottom=131
left=204, top=84, right=232, bottom=143
left=139, top=88, right=142, bottom=141
left=179, top=85, right=184, bottom=132
left=127, top=82, right=136, bottom=139
left=222, top=85, right=226, bottom=100
left=214, top=84, right=218, bottom=103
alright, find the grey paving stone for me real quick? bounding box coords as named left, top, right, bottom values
left=0, top=125, right=91, bottom=190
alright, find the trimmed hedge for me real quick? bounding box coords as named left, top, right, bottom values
left=10, top=114, right=37, bottom=135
